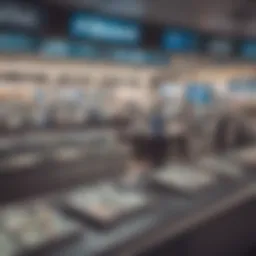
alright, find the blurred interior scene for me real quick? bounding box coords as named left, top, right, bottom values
left=0, top=0, right=255, bottom=255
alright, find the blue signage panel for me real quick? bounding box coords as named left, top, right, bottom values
left=162, top=29, right=199, bottom=52
left=69, top=13, right=141, bottom=45
left=39, top=39, right=70, bottom=57
left=0, top=2, right=42, bottom=31
left=185, top=84, right=213, bottom=105
left=0, top=33, right=37, bottom=53
left=241, top=41, right=256, bottom=59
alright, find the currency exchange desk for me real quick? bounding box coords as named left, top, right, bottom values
left=49, top=168, right=255, bottom=256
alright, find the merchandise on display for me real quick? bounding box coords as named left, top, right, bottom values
left=0, top=204, right=82, bottom=254
left=0, top=232, right=18, bottom=256
left=63, top=183, right=150, bottom=226
left=52, top=146, right=86, bottom=162
left=152, top=165, right=216, bottom=193
left=0, top=152, right=43, bottom=173
left=197, top=156, right=243, bottom=178
left=235, top=146, right=256, bottom=165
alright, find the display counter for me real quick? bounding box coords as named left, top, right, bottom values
left=50, top=166, right=255, bottom=256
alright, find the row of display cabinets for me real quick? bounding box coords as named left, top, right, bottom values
left=0, top=111, right=131, bottom=132
left=0, top=146, right=255, bottom=256
left=0, top=129, right=130, bottom=175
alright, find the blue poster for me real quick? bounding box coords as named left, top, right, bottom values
left=39, top=39, right=70, bottom=57
left=69, top=13, right=141, bottom=45
left=0, top=33, right=37, bottom=53
left=162, top=29, right=199, bottom=52
left=241, top=41, right=256, bottom=59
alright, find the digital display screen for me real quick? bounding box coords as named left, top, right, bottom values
left=162, top=29, right=199, bottom=52
left=69, top=13, right=141, bottom=45
left=241, top=41, right=256, bottom=59
left=0, top=33, right=37, bottom=53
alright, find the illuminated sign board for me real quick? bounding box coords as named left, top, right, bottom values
left=241, top=41, right=256, bottom=59
left=69, top=13, right=141, bottom=45
left=162, top=29, right=199, bottom=52
left=0, top=33, right=37, bottom=53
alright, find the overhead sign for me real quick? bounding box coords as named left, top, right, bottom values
left=162, top=29, right=199, bottom=52
left=0, top=2, right=42, bottom=31
left=0, top=33, right=37, bottom=53
left=241, top=41, right=256, bottom=59
left=69, top=13, right=141, bottom=45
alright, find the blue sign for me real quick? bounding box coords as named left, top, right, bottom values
left=241, top=41, right=256, bottom=59
left=162, top=29, right=199, bottom=51
left=0, top=2, right=42, bottom=31
left=185, top=84, right=213, bottom=105
left=69, top=13, right=141, bottom=45
left=39, top=39, right=70, bottom=57
left=0, top=33, right=37, bottom=53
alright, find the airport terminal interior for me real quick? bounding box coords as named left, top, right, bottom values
left=0, top=0, right=255, bottom=255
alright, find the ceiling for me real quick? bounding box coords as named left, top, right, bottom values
left=46, top=0, right=256, bottom=37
